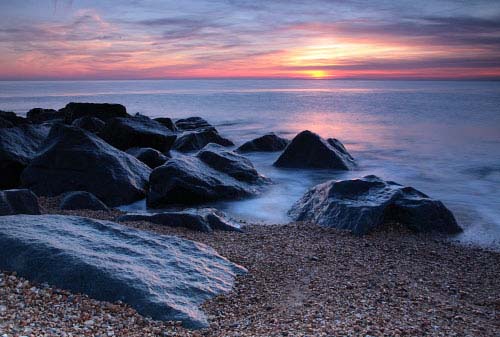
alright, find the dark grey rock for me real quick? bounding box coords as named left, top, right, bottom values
left=21, top=124, right=151, bottom=207
left=0, top=110, right=28, bottom=126
left=126, top=147, right=168, bottom=169
left=173, top=129, right=234, bottom=152
left=0, top=117, right=14, bottom=128
left=0, top=189, right=40, bottom=215
left=60, top=102, right=130, bottom=123
left=0, top=124, right=50, bottom=189
left=101, top=117, right=177, bottom=152
left=154, top=117, right=177, bottom=131
left=175, top=117, right=212, bottom=131
left=72, top=116, right=105, bottom=134
left=237, top=133, right=290, bottom=153
left=147, top=155, right=265, bottom=207
left=289, top=175, right=462, bottom=235
left=27, top=108, right=62, bottom=124
left=198, top=143, right=268, bottom=184
left=59, top=191, right=109, bottom=211
left=0, top=214, right=245, bottom=328
left=274, top=130, right=355, bottom=170
left=117, top=208, right=241, bottom=232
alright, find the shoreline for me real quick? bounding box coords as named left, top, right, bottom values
left=1, top=198, right=499, bottom=336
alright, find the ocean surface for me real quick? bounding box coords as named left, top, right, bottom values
left=1, top=79, right=500, bottom=250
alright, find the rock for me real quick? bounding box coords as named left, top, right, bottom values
left=197, top=143, right=268, bottom=184
left=0, top=124, right=50, bottom=189
left=274, top=130, right=355, bottom=169
left=26, top=108, right=62, bottom=124
left=59, top=191, right=109, bottom=211
left=0, top=189, right=40, bottom=215
left=237, top=133, right=290, bottom=152
left=175, top=117, right=212, bottom=131
left=0, top=214, right=245, bottom=328
left=126, top=147, right=168, bottom=169
left=21, top=124, right=151, bottom=207
left=117, top=208, right=242, bottom=232
left=0, top=117, right=14, bottom=128
left=101, top=117, right=177, bottom=152
left=72, top=116, right=105, bottom=134
left=289, top=175, right=462, bottom=235
left=60, top=102, right=130, bottom=123
left=153, top=117, right=177, bottom=131
left=0, top=110, right=28, bottom=126
left=147, top=155, right=265, bottom=207
left=173, top=129, right=234, bottom=152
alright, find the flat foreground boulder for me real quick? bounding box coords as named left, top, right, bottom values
left=60, top=102, right=129, bottom=122
left=126, top=147, right=168, bottom=169
left=118, top=208, right=242, bottom=232
left=147, top=154, right=267, bottom=207
left=0, top=189, right=40, bottom=215
left=237, top=133, right=289, bottom=152
left=274, top=130, right=355, bottom=169
left=21, top=124, right=151, bottom=207
left=289, top=175, right=462, bottom=235
left=59, top=191, right=109, bottom=211
left=101, top=117, right=177, bottom=152
left=0, top=124, right=50, bottom=189
left=0, top=215, right=245, bottom=328
left=173, top=128, right=234, bottom=152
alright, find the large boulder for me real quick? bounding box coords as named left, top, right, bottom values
left=198, top=143, right=268, bottom=184
left=237, top=133, right=290, bottom=153
left=0, top=124, right=50, bottom=189
left=101, top=116, right=176, bottom=152
left=154, top=117, right=177, bottom=131
left=175, top=116, right=212, bottom=131
left=147, top=154, right=266, bottom=207
left=21, top=124, right=151, bottom=207
left=0, top=110, right=28, bottom=127
left=72, top=116, right=105, bottom=134
left=289, top=175, right=462, bottom=235
left=0, top=215, right=245, bottom=328
left=27, top=108, right=62, bottom=124
left=173, top=129, right=234, bottom=152
left=60, top=102, right=130, bottom=123
left=126, top=147, right=168, bottom=169
left=0, top=189, right=40, bottom=215
left=274, top=130, right=355, bottom=169
left=59, top=191, right=109, bottom=211
left=117, top=208, right=242, bottom=232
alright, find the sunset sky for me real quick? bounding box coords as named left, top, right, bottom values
left=1, top=0, right=500, bottom=80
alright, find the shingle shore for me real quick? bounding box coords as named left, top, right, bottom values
left=0, top=198, right=498, bottom=336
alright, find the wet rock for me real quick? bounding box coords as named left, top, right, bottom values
left=154, top=117, right=177, bottom=131
left=60, top=102, right=130, bottom=123
left=274, top=130, right=355, bottom=169
left=237, top=133, right=290, bottom=153
left=289, top=175, right=462, bottom=235
left=173, top=129, right=234, bottom=152
left=72, top=116, right=105, bottom=134
left=126, top=147, right=168, bottom=169
left=198, top=143, right=268, bottom=184
left=175, top=117, right=212, bottom=131
left=21, top=124, right=150, bottom=207
left=59, top=191, right=109, bottom=211
left=147, top=155, right=265, bottom=207
left=0, top=214, right=245, bottom=328
left=0, top=116, right=14, bottom=128
left=101, top=116, right=177, bottom=152
left=0, top=110, right=28, bottom=126
left=0, top=189, right=40, bottom=215
left=27, top=108, right=62, bottom=124
left=117, top=208, right=241, bottom=232
left=0, top=124, right=50, bottom=189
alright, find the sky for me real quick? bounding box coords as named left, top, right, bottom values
left=1, top=0, right=500, bottom=80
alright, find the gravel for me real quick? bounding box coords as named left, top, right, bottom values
left=0, top=197, right=498, bottom=336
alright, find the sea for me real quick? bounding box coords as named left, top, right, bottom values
left=1, top=79, right=499, bottom=250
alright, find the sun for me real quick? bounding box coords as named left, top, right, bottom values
left=307, top=70, right=329, bottom=79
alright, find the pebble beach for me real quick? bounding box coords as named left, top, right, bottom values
left=1, top=199, right=498, bottom=337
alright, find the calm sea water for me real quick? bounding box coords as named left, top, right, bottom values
left=1, top=79, right=500, bottom=249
